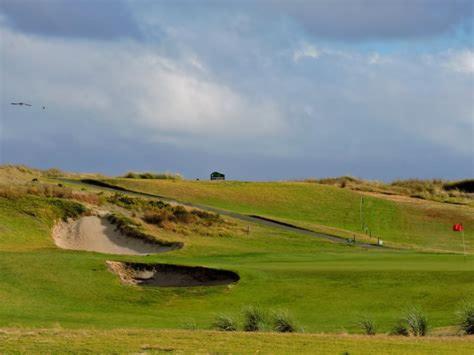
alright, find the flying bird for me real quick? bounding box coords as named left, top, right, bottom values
left=11, top=102, right=32, bottom=107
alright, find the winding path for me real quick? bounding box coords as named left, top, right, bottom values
left=61, top=178, right=384, bottom=249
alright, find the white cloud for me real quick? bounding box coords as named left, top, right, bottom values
left=293, top=42, right=320, bottom=62
left=1, top=28, right=286, bottom=151
left=445, top=49, right=474, bottom=73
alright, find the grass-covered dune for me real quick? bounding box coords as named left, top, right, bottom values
left=0, top=166, right=473, bottom=352
left=106, top=178, right=474, bottom=253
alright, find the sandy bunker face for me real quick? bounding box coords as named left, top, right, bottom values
left=107, top=261, right=240, bottom=287
left=53, top=216, right=173, bottom=255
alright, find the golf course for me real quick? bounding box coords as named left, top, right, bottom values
left=0, top=165, right=473, bottom=354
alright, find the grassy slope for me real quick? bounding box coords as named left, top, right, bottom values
left=1, top=329, right=473, bottom=354
left=1, top=196, right=473, bottom=335
left=108, top=178, right=474, bottom=253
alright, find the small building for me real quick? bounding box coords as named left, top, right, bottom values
left=210, top=171, right=225, bottom=181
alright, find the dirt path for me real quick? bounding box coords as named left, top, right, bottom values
left=53, top=215, right=173, bottom=255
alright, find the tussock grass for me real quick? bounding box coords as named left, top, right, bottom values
left=123, top=171, right=183, bottom=180
left=307, top=176, right=473, bottom=205
left=0, top=183, right=101, bottom=205
left=390, top=321, right=409, bottom=336
left=213, top=314, right=237, bottom=331
left=358, top=317, right=376, bottom=335
left=243, top=306, right=267, bottom=332
left=272, top=310, right=297, bottom=333
left=106, top=213, right=182, bottom=249
left=457, top=302, right=474, bottom=335
left=405, top=308, right=428, bottom=336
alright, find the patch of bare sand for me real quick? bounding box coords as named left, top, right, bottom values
left=53, top=216, right=173, bottom=255
left=107, top=261, right=239, bottom=287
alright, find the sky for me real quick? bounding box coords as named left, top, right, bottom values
left=0, top=0, right=473, bottom=181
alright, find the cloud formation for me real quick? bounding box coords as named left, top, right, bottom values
left=0, top=0, right=141, bottom=39
left=1, top=1, right=472, bottom=179
left=266, top=0, right=473, bottom=40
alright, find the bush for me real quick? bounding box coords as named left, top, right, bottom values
left=405, top=308, right=428, bottom=336
left=272, top=310, right=297, bottom=333
left=243, top=306, right=266, bottom=332
left=213, top=314, right=237, bottom=331
left=390, top=321, right=409, bottom=336
left=357, top=317, right=376, bottom=335
left=457, top=302, right=474, bottom=335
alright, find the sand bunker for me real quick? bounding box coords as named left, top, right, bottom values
left=53, top=216, right=175, bottom=255
left=107, top=261, right=239, bottom=287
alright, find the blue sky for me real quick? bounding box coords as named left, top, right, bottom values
left=0, top=0, right=473, bottom=180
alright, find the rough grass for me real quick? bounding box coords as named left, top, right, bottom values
left=305, top=176, right=473, bottom=205
left=1, top=328, right=473, bottom=354
left=122, top=171, right=183, bottom=180
left=106, top=212, right=181, bottom=249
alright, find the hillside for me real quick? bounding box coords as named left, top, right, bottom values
left=105, top=178, right=474, bottom=253
left=0, top=166, right=473, bottom=353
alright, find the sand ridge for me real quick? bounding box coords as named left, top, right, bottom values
left=53, top=215, right=174, bottom=255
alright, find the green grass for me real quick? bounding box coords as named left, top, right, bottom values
left=1, top=328, right=473, bottom=354
left=107, top=178, right=474, bottom=253
left=0, top=195, right=473, bottom=334
left=1, top=171, right=474, bottom=352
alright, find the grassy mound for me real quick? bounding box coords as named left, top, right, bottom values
left=106, top=178, right=473, bottom=253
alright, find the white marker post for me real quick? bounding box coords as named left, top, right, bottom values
left=462, top=228, right=466, bottom=262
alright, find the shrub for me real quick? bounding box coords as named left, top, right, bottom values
left=390, top=321, right=409, bottom=336
left=272, top=310, right=297, bottom=333
left=457, top=302, right=474, bottom=335
left=358, top=317, right=376, bottom=335
left=243, top=306, right=266, bottom=332
left=213, top=314, right=237, bottom=331
left=405, top=308, right=428, bottom=336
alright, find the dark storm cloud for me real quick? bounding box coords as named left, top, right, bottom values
left=262, top=0, right=474, bottom=40
left=0, top=0, right=141, bottom=39
left=167, top=0, right=472, bottom=40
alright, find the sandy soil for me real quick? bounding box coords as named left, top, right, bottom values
left=107, top=261, right=239, bottom=287
left=53, top=216, right=173, bottom=255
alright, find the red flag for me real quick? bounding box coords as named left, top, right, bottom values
left=453, top=224, right=464, bottom=232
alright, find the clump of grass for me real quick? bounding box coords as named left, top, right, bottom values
left=213, top=314, right=237, bottom=331
left=106, top=213, right=182, bottom=249
left=142, top=205, right=222, bottom=228
left=272, top=310, right=297, bottom=333
left=405, top=308, right=428, bottom=336
left=357, top=317, right=376, bottom=335
left=390, top=320, right=409, bottom=336
left=48, top=198, right=87, bottom=221
left=123, top=171, right=183, bottom=180
left=0, top=183, right=100, bottom=205
left=457, top=302, right=474, bottom=335
left=242, top=306, right=266, bottom=332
